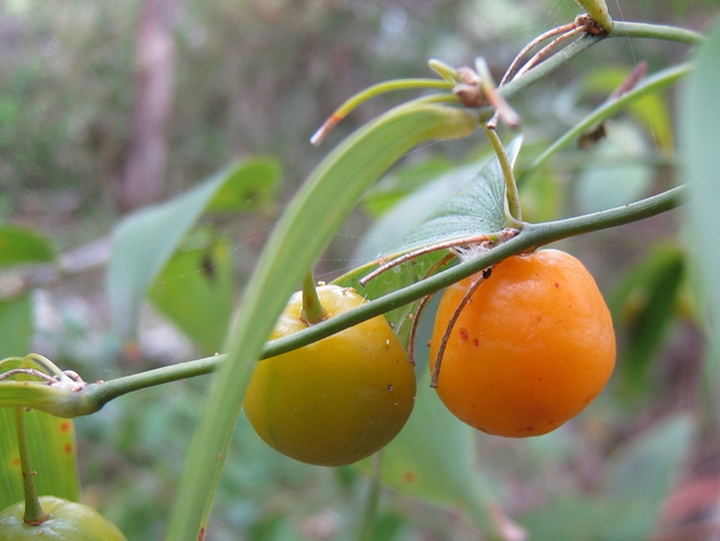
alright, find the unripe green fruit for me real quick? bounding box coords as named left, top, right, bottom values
left=0, top=496, right=127, bottom=541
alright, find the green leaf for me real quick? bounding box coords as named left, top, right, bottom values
left=521, top=415, right=693, bottom=541
left=108, top=158, right=280, bottom=339
left=0, top=225, right=55, bottom=267
left=0, top=296, right=77, bottom=510
left=609, top=243, right=685, bottom=393
left=381, top=136, right=522, bottom=259
left=361, top=157, right=455, bottom=218
left=0, top=295, right=33, bottom=359
left=165, top=98, right=479, bottom=541
left=205, top=157, right=281, bottom=213
left=0, top=408, right=80, bottom=510
left=582, top=67, right=674, bottom=151
left=340, top=138, right=521, bottom=346
left=354, top=154, right=495, bottom=263
left=680, top=18, right=720, bottom=378
left=149, top=233, right=235, bottom=354
left=575, top=122, right=654, bottom=214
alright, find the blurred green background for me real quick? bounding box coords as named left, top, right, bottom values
left=1, top=0, right=719, bottom=539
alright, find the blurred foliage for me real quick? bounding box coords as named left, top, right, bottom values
left=0, top=0, right=719, bottom=540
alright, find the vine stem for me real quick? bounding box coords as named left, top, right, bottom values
left=301, top=272, right=328, bottom=324
left=610, top=20, right=703, bottom=44
left=482, top=126, right=523, bottom=227
left=497, top=21, right=701, bottom=105
left=14, top=407, right=49, bottom=525
left=0, top=21, right=700, bottom=418
left=356, top=453, right=383, bottom=541
left=521, top=62, right=693, bottom=181
left=0, top=184, right=684, bottom=418
left=310, top=78, right=454, bottom=145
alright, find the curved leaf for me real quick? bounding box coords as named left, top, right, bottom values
left=680, top=18, right=720, bottom=378
left=380, top=136, right=522, bottom=259
left=0, top=409, right=80, bottom=510
left=165, top=98, right=479, bottom=541
left=107, top=158, right=281, bottom=339
left=0, top=225, right=55, bottom=267
left=340, top=137, right=522, bottom=345
left=149, top=234, right=235, bottom=354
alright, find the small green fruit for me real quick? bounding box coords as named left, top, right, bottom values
left=0, top=496, right=127, bottom=541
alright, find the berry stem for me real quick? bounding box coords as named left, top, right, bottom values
left=1, top=184, right=685, bottom=417
left=482, top=125, right=523, bottom=228
left=431, top=270, right=492, bottom=388
left=14, top=407, right=50, bottom=525
left=301, top=272, right=328, bottom=325
left=356, top=453, right=383, bottom=541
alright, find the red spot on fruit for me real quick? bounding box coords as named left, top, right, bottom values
left=63, top=443, right=73, bottom=455
left=458, top=328, right=469, bottom=341
left=472, top=338, right=479, bottom=347
left=403, top=470, right=417, bottom=483
left=11, top=456, right=20, bottom=468
left=59, top=421, right=72, bottom=433
left=198, top=528, right=206, bottom=541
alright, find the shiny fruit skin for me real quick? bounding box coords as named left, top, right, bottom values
left=0, top=496, right=127, bottom=541
left=243, top=285, right=416, bottom=466
left=429, top=249, right=615, bottom=437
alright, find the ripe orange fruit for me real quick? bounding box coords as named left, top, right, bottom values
left=243, top=285, right=416, bottom=466
left=429, top=249, right=615, bottom=437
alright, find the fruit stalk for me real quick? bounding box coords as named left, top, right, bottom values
left=301, top=272, right=328, bottom=324
left=13, top=407, right=49, bottom=525
left=482, top=125, right=523, bottom=227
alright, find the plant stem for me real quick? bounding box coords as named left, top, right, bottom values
left=1, top=185, right=686, bottom=418
left=610, top=20, right=704, bottom=44
left=261, top=185, right=687, bottom=357
left=521, top=62, right=693, bottom=182
left=311, top=79, right=455, bottom=145
left=482, top=126, right=523, bottom=227
left=356, top=454, right=383, bottom=541
left=301, top=272, right=328, bottom=324
left=498, top=21, right=700, bottom=105
left=14, top=407, right=49, bottom=525
left=499, top=33, right=603, bottom=100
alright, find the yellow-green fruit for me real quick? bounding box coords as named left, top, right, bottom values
left=0, top=496, right=127, bottom=541
left=243, top=285, right=416, bottom=466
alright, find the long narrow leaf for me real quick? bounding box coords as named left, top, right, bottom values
left=681, top=19, right=720, bottom=377
left=107, top=159, right=280, bottom=339
left=164, top=98, right=479, bottom=541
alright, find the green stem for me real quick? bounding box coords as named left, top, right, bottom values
left=301, top=272, right=328, bottom=324
left=14, top=407, right=49, bottom=525
left=311, top=79, right=455, bottom=144
left=482, top=126, right=523, bottom=226
left=499, top=33, right=604, bottom=100
left=498, top=21, right=700, bottom=105
left=521, top=62, right=693, bottom=182
left=357, top=454, right=383, bottom=541
left=610, top=20, right=704, bottom=44
left=0, top=185, right=686, bottom=417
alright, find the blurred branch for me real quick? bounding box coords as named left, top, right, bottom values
left=120, top=0, right=179, bottom=211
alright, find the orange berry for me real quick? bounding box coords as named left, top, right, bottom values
left=429, top=249, right=615, bottom=437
